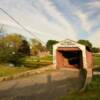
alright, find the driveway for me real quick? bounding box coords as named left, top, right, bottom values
left=0, top=69, right=83, bottom=100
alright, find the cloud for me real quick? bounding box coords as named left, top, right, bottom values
left=0, top=10, right=19, bottom=28
left=39, top=0, right=75, bottom=33
left=0, top=0, right=77, bottom=43
left=85, top=0, right=100, bottom=28
left=74, top=10, right=93, bottom=33
left=0, top=0, right=99, bottom=46
left=88, top=29, right=100, bottom=47
left=87, top=1, right=100, bottom=9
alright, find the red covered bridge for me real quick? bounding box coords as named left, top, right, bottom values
left=53, top=39, right=93, bottom=83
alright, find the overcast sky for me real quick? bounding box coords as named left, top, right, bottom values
left=0, top=0, right=100, bottom=47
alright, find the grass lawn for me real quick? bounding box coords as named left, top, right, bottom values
left=0, top=64, right=31, bottom=77
left=0, top=55, right=53, bottom=77
left=24, top=55, right=53, bottom=62
left=93, top=53, right=100, bottom=65
left=93, top=53, right=100, bottom=71
left=21, top=55, right=53, bottom=68
left=59, top=75, right=100, bottom=100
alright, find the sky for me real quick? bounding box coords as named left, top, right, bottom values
left=0, top=0, right=100, bottom=47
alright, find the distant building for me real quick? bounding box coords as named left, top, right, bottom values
left=98, top=48, right=100, bottom=53
left=38, top=51, right=50, bottom=57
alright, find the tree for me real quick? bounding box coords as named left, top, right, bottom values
left=17, top=40, right=30, bottom=57
left=92, top=47, right=99, bottom=53
left=8, top=39, right=30, bottom=66
left=0, top=33, right=28, bottom=65
left=78, top=40, right=92, bottom=48
left=0, top=34, right=23, bottom=63
left=46, top=40, right=58, bottom=54
left=3, top=34, right=23, bottom=51
left=31, top=39, right=45, bottom=56
left=0, top=37, right=13, bottom=63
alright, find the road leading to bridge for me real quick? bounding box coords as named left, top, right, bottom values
left=0, top=69, right=83, bottom=100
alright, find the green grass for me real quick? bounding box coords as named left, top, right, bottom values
left=0, top=55, right=53, bottom=77
left=0, top=64, right=30, bottom=77
left=21, top=55, right=53, bottom=68
left=59, top=75, right=100, bottom=100
left=93, top=53, right=100, bottom=71
left=24, top=55, right=53, bottom=62
left=40, top=55, right=53, bottom=61
left=93, top=53, right=100, bottom=66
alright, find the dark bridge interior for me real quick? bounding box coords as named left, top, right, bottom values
left=57, top=49, right=83, bottom=69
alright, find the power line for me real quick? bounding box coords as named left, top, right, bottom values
left=0, top=7, right=45, bottom=44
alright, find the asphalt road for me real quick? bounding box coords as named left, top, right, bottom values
left=0, top=69, right=83, bottom=100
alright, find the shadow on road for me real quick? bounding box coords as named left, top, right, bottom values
left=0, top=70, right=84, bottom=100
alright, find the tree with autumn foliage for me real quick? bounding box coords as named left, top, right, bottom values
left=0, top=33, right=30, bottom=65
left=31, top=39, right=45, bottom=56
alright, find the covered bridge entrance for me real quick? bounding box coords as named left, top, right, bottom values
left=56, top=47, right=83, bottom=69
left=53, top=39, right=93, bottom=83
